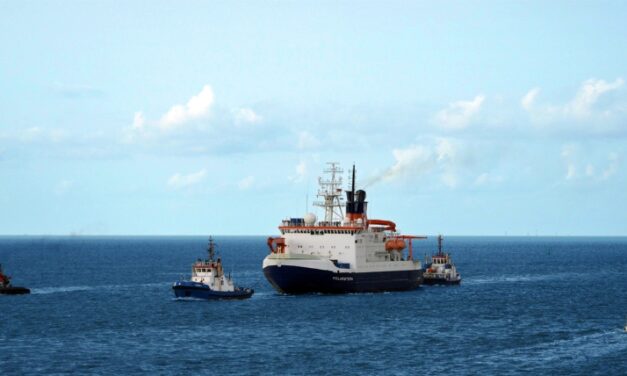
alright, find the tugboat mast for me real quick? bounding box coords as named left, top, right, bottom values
left=207, top=236, right=216, bottom=261
left=437, top=234, right=443, bottom=255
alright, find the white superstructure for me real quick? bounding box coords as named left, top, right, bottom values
left=190, top=238, right=235, bottom=292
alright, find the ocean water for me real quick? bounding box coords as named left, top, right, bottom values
left=1, top=236, right=626, bottom=375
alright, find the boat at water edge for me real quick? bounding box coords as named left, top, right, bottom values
left=423, top=235, right=461, bottom=285
left=0, top=264, right=30, bottom=295
left=173, top=237, right=253, bottom=300
left=263, top=163, right=426, bottom=294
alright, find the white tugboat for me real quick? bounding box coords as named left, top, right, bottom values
left=173, top=237, right=253, bottom=300
left=423, top=235, right=461, bottom=285
left=263, top=163, right=426, bottom=294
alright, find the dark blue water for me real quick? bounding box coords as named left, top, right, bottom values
left=1, top=236, right=626, bottom=375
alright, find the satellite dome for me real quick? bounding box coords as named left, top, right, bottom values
left=304, top=213, right=317, bottom=225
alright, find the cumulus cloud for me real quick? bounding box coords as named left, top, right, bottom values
left=565, top=78, right=624, bottom=118
left=124, top=85, right=216, bottom=143
left=234, top=108, right=262, bottom=125
left=601, top=153, right=619, bottom=180
left=521, top=88, right=540, bottom=111
left=560, top=144, right=619, bottom=181
left=159, top=85, right=215, bottom=130
left=524, top=78, right=624, bottom=124
left=435, top=95, right=485, bottom=130
left=167, top=169, right=207, bottom=190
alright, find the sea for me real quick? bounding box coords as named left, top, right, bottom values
left=1, top=236, right=626, bottom=375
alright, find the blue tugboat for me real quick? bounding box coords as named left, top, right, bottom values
left=173, top=237, right=253, bottom=300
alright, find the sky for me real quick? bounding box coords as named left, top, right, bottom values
left=1, top=1, right=627, bottom=236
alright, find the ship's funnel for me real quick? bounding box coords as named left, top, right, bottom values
left=345, top=166, right=368, bottom=216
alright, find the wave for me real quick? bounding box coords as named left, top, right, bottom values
left=475, top=329, right=627, bottom=367
left=30, top=282, right=171, bottom=295
left=463, top=272, right=584, bottom=285
left=31, top=286, right=94, bottom=294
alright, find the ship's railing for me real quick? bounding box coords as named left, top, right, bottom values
left=281, top=220, right=344, bottom=227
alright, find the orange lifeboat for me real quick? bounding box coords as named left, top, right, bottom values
left=385, top=238, right=406, bottom=251
left=395, top=239, right=406, bottom=250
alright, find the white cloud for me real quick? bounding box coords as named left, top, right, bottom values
left=521, top=88, right=540, bottom=111
left=560, top=144, right=619, bottom=181
left=238, top=175, right=255, bottom=190
left=159, top=85, right=215, bottom=130
left=132, top=112, right=145, bottom=130
left=565, top=164, right=577, bottom=180
left=524, top=78, right=624, bottom=124
left=167, top=169, right=207, bottom=190
left=601, top=153, right=619, bottom=180
left=435, top=138, right=456, bottom=162
left=435, top=95, right=485, bottom=130
left=565, top=78, right=624, bottom=118
left=289, top=161, right=308, bottom=183
left=234, top=108, right=262, bottom=125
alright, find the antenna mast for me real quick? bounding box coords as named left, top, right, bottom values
left=314, top=162, right=345, bottom=223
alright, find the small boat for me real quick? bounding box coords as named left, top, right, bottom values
left=173, top=237, right=253, bottom=300
left=423, top=235, right=461, bottom=285
left=0, top=264, right=30, bottom=295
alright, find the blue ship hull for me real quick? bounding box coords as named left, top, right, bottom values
left=0, top=286, right=30, bottom=295
left=172, top=281, right=253, bottom=300
left=263, top=265, right=423, bottom=294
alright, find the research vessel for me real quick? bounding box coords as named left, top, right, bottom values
left=263, top=163, right=426, bottom=294
left=173, top=237, right=253, bottom=300
left=423, top=235, right=461, bottom=285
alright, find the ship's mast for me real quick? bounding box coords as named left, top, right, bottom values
left=207, top=236, right=216, bottom=261
left=314, top=162, right=345, bottom=223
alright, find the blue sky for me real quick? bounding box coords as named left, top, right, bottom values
left=1, top=1, right=627, bottom=236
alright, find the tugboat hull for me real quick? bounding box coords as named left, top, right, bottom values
left=172, top=281, right=253, bottom=300
left=263, top=265, right=423, bottom=294
left=0, top=286, right=30, bottom=295
left=423, top=278, right=461, bottom=286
